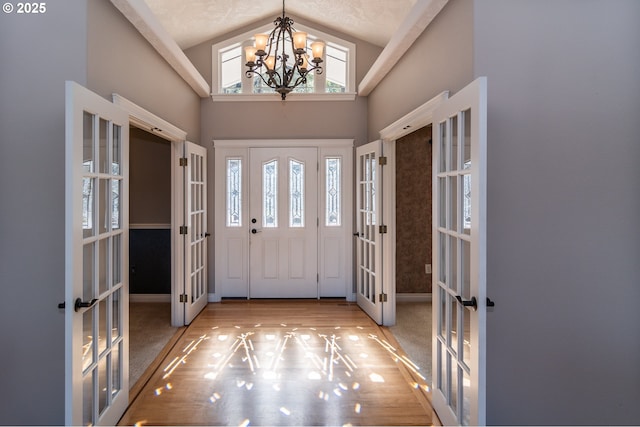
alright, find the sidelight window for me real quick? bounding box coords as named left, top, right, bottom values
left=226, top=158, right=242, bottom=227
left=325, top=157, right=341, bottom=226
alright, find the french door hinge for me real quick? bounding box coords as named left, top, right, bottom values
left=379, top=225, right=387, bottom=234
left=179, top=157, right=188, bottom=167
left=379, top=293, right=388, bottom=303
left=180, top=225, right=188, bottom=235
left=179, top=294, right=188, bottom=303
left=378, top=156, right=387, bottom=166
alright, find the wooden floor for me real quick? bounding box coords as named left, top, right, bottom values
left=119, top=300, right=438, bottom=426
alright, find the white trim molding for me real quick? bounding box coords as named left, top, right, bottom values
left=208, top=293, right=222, bottom=303
left=211, top=93, right=357, bottom=102
left=379, top=91, right=449, bottom=141
left=213, top=139, right=354, bottom=148
left=129, top=294, right=172, bottom=303
left=112, top=94, right=188, bottom=141
left=396, top=293, right=433, bottom=302
left=358, top=0, right=449, bottom=96
left=129, top=223, right=172, bottom=230
left=110, top=0, right=210, bottom=98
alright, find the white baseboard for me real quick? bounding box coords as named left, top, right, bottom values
left=129, top=293, right=171, bottom=303
left=208, top=293, right=222, bottom=303
left=396, top=293, right=432, bottom=302
left=346, top=293, right=356, bottom=302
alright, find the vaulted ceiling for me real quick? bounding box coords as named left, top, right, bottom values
left=142, top=0, right=418, bottom=49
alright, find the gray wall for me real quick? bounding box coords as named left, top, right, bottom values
left=475, top=0, right=640, bottom=424
left=366, top=0, right=474, bottom=141
left=130, top=128, right=171, bottom=225
left=0, top=1, right=88, bottom=424
left=87, top=0, right=201, bottom=141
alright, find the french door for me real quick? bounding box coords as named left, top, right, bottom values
left=248, top=147, right=318, bottom=298
left=355, top=141, right=383, bottom=324
left=183, top=141, right=209, bottom=324
left=432, top=77, right=487, bottom=426
left=65, top=81, right=129, bottom=425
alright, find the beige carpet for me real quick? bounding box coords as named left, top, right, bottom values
left=388, top=300, right=432, bottom=385
left=129, top=302, right=179, bottom=388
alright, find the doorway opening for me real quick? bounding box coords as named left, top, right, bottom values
left=128, top=127, right=178, bottom=388
left=389, top=124, right=433, bottom=385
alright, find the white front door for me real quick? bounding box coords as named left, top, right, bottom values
left=432, top=77, right=487, bottom=426
left=65, top=81, right=129, bottom=425
left=248, top=147, right=319, bottom=298
left=355, top=141, right=384, bottom=324
left=183, top=142, right=209, bottom=324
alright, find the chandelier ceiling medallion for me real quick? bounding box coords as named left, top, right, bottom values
left=244, top=0, right=325, bottom=100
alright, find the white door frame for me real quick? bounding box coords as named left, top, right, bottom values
left=112, top=95, right=189, bottom=327
left=377, top=91, right=450, bottom=326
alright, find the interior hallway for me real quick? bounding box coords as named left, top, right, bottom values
left=119, top=300, right=437, bottom=426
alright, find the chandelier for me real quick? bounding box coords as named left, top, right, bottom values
left=244, top=0, right=325, bottom=100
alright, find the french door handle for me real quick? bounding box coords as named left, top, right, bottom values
left=455, top=295, right=477, bottom=311
left=75, top=298, right=98, bottom=312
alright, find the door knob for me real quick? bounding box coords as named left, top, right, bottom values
left=74, top=298, right=98, bottom=312
left=251, top=228, right=262, bottom=234
left=455, top=295, right=477, bottom=311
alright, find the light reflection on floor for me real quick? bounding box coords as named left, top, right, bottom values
left=129, top=323, right=431, bottom=426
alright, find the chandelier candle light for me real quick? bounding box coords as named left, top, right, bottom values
left=244, top=0, right=325, bottom=100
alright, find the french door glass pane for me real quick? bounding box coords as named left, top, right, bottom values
left=438, top=178, right=446, bottom=228
left=463, top=109, right=471, bottom=168
left=112, top=289, right=120, bottom=342
left=112, top=341, right=121, bottom=398
left=83, top=178, right=95, bottom=238
left=439, top=122, right=447, bottom=172
left=451, top=115, right=458, bottom=171
left=98, top=356, right=108, bottom=415
left=325, top=157, right=341, bottom=226
left=369, top=156, right=376, bottom=225
left=289, top=159, right=304, bottom=227
left=263, top=160, right=278, bottom=228
left=450, top=295, right=458, bottom=355
left=99, top=178, right=108, bottom=234
left=98, top=238, right=108, bottom=295
left=450, top=176, right=458, bottom=232
left=83, top=243, right=94, bottom=300
left=99, top=119, right=108, bottom=174
left=112, top=179, right=121, bottom=230
left=463, top=369, right=471, bottom=426
left=451, top=361, right=459, bottom=415
left=439, top=287, right=447, bottom=339
left=98, top=299, right=107, bottom=355
left=83, top=112, right=94, bottom=173
left=112, top=125, right=121, bottom=175
left=112, top=234, right=121, bottom=286
left=462, top=239, right=471, bottom=299
left=82, top=309, right=94, bottom=372
left=438, top=232, right=446, bottom=285
left=449, top=235, right=457, bottom=291
left=462, top=306, right=471, bottom=369
left=463, top=173, right=471, bottom=234
left=83, top=371, right=93, bottom=426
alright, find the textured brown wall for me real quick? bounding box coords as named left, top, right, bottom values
left=396, top=126, right=432, bottom=293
